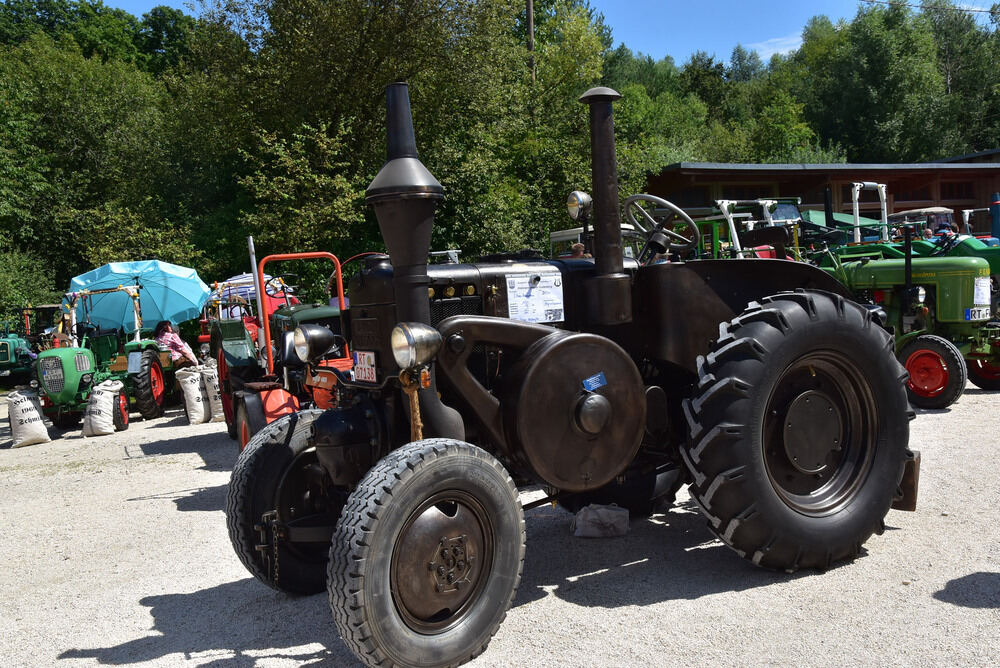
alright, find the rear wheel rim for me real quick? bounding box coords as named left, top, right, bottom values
left=150, top=363, right=165, bottom=405
left=905, top=349, right=948, bottom=397
left=763, top=352, right=877, bottom=516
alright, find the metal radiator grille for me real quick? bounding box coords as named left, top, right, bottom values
left=40, top=357, right=64, bottom=393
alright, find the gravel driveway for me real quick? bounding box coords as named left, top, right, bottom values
left=1, top=387, right=998, bottom=667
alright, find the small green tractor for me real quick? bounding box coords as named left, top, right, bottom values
left=0, top=325, right=34, bottom=384
left=33, top=287, right=176, bottom=429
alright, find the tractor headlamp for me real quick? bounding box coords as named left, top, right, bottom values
left=80, top=373, right=93, bottom=386
left=390, top=322, right=442, bottom=370
left=29, top=379, right=38, bottom=389
left=567, top=191, right=593, bottom=221
left=917, top=287, right=926, bottom=303
left=293, top=324, right=337, bottom=364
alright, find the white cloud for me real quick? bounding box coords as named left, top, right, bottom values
left=746, top=32, right=803, bottom=59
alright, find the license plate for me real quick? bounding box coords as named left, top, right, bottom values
left=966, top=307, right=991, bottom=321
left=353, top=351, right=377, bottom=383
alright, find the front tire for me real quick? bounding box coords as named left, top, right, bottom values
left=682, top=291, right=911, bottom=571
left=132, top=349, right=165, bottom=419
left=226, top=409, right=333, bottom=594
left=899, top=334, right=966, bottom=408
left=330, top=439, right=525, bottom=668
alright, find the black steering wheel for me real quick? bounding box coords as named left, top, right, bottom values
left=929, top=233, right=961, bottom=256
left=623, top=194, right=701, bottom=263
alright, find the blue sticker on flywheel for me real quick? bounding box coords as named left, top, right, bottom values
left=582, top=372, right=607, bottom=392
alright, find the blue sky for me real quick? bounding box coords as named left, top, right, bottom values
left=109, top=0, right=868, bottom=64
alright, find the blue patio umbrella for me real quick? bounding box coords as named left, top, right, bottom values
left=68, top=260, right=211, bottom=332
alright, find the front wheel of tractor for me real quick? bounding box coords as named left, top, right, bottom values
left=329, top=439, right=525, bottom=668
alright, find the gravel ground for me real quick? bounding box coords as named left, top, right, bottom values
left=1, top=386, right=998, bottom=668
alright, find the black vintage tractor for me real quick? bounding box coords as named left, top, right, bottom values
left=226, top=84, right=918, bottom=668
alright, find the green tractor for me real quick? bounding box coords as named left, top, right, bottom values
left=814, top=233, right=1000, bottom=406
left=686, top=197, right=999, bottom=406
left=0, top=324, right=34, bottom=384
left=33, top=287, right=175, bottom=429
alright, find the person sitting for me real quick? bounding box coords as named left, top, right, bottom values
left=153, top=320, right=198, bottom=368
left=570, top=242, right=586, bottom=258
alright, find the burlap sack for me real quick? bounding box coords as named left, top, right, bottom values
left=6, top=390, right=51, bottom=448
left=176, top=366, right=210, bottom=424
left=82, top=380, right=123, bottom=437
left=199, top=366, right=226, bottom=422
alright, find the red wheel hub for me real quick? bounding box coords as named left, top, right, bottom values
left=905, top=349, right=949, bottom=397
left=119, top=393, right=129, bottom=426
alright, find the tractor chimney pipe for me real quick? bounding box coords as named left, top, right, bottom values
left=366, top=83, right=464, bottom=440
left=579, top=87, right=632, bottom=325
left=824, top=187, right=835, bottom=228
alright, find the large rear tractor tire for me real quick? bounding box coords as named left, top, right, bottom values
left=899, top=334, right=966, bottom=409
left=226, top=409, right=334, bottom=595
left=682, top=291, right=911, bottom=572
left=330, top=439, right=525, bottom=668
left=132, top=349, right=166, bottom=420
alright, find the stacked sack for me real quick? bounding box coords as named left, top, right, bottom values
left=176, top=364, right=227, bottom=424
left=5, top=390, right=51, bottom=448
left=82, top=380, right=124, bottom=437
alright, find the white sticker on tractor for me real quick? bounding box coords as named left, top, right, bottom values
left=974, top=277, right=990, bottom=306
left=506, top=274, right=565, bottom=323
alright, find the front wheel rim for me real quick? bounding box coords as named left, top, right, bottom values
left=390, top=490, right=494, bottom=635
left=905, top=349, right=948, bottom=397
left=763, top=353, right=878, bottom=516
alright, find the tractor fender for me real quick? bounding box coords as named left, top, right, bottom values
left=236, top=386, right=299, bottom=432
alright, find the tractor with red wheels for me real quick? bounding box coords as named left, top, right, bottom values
left=210, top=248, right=353, bottom=448
left=225, top=83, right=920, bottom=668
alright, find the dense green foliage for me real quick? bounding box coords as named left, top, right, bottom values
left=1, top=0, right=999, bottom=313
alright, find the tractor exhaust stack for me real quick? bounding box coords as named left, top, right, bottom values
left=579, top=87, right=632, bottom=325
left=366, top=83, right=464, bottom=440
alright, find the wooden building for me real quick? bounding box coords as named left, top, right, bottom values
left=647, top=161, right=1000, bottom=228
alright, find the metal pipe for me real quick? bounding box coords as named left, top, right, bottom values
left=579, top=86, right=632, bottom=325
left=367, top=83, right=464, bottom=440
left=248, top=236, right=266, bottom=354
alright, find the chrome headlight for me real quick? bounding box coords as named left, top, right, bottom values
left=199, top=343, right=211, bottom=355
left=80, top=373, right=93, bottom=386
left=29, top=379, right=39, bottom=389
left=916, top=287, right=926, bottom=303
left=390, top=322, right=442, bottom=370
left=293, top=324, right=337, bottom=363
left=567, top=191, right=593, bottom=221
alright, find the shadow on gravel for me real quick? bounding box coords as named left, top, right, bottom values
left=514, top=499, right=811, bottom=608
left=137, top=431, right=237, bottom=472
left=933, top=572, right=1000, bottom=608
left=58, top=579, right=360, bottom=667
left=125, top=485, right=229, bottom=512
